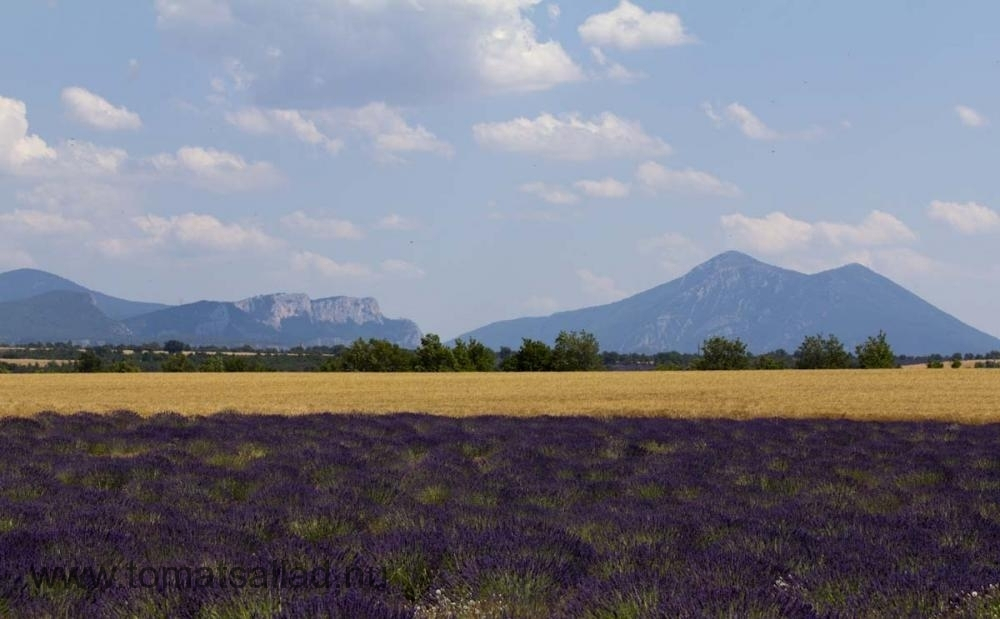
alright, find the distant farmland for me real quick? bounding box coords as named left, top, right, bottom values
left=0, top=371, right=998, bottom=422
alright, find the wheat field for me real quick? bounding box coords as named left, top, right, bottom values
left=0, top=371, right=998, bottom=422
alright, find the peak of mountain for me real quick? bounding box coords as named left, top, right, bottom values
left=458, top=253, right=1000, bottom=355
left=0, top=269, right=422, bottom=348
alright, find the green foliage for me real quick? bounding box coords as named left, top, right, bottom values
left=76, top=350, right=103, bottom=373
left=795, top=334, right=852, bottom=369
left=163, top=340, right=187, bottom=354
left=855, top=331, right=896, bottom=369
left=161, top=353, right=191, bottom=372
left=333, top=338, right=415, bottom=372
left=552, top=330, right=603, bottom=371
left=694, top=336, right=751, bottom=370
left=200, top=355, right=226, bottom=372
left=927, top=359, right=945, bottom=369
left=952, top=359, right=963, bottom=369
left=108, top=360, right=142, bottom=373
left=502, top=339, right=554, bottom=371
left=754, top=355, right=786, bottom=370
left=415, top=334, right=455, bottom=372
left=465, top=339, right=496, bottom=372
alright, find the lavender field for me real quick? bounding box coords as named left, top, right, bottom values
left=2, top=412, right=1000, bottom=618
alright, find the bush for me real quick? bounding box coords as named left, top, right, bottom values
left=694, top=336, right=751, bottom=370
left=927, top=360, right=945, bottom=369
left=76, top=350, right=103, bottom=373
left=951, top=359, right=963, bottom=369
left=855, top=331, right=896, bottom=369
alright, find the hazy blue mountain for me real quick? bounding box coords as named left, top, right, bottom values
left=458, top=251, right=1000, bottom=355
left=124, top=293, right=422, bottom=348
left=0, top=268, right=168, bottom=320
left=0, top=291, right=133, bottom=344
left=0, top=269, right=422, bottom=348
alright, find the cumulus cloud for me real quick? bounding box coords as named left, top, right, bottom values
left=955, top=105, right=988, bottom=128
left=636, top=231, right=705, bottom=274
left=149, top=146, right=281, bottom=192
left=381, top=259, right=426, bottom=279
left=473, top=112, right=670, bottom=161
left=290, top=251, right=371, bottom=279
left=280, top=211, right=363, bottom=240
left=316, top=103, right=453, bottom=162
left=577, top=268, right=626, bottom=301
left=519, top=181, right=579, bottom=205
left=636, top=161, right=740, bottom=197
left=61, top=87, right=142, bottom=131
left=225, top=108, right=342, bottom=153
left=155, top=0, right=583, bottom=105
left=927, top=200, right=1000, bottom=234
left=0, top=95, right=57, bottom=173
left=0, top=209, right=92, bottom=235
left=132, top=213, right=280, bottom=252
left=574, top=177, right=630, bottom=199
left=579, top=1, right=695, bottom=50
left=589, top=47, right=645, bottom=83
left=704, top=102, right=822, bottom=141
left=17, top=182, right=133, bottom=216
left=720, top=211, right=916, bottom=254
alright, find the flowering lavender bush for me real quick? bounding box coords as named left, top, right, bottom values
left=2, top=411, right=1000, bottom=617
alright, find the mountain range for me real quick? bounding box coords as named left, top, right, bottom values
left=2, top=252, right=998, bottom=354
left=0, top=269, right=422, bottom=348
left=457, top=251, right=1000, bottom=355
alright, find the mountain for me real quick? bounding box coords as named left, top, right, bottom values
left=0, top=291, right=133, bottom=343
left=0, top=270, right=422, bottom=348
left=458, top=251, right=1000, bottom=355
left=0, top=268, right=168, bottom=320
left=124, top=293, right=422, bottom=348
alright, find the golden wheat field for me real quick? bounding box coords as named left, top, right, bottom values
left=0, top=370, right=998, bottom=422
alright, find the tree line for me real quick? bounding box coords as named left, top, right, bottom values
left=2, top=331, right=1000, bottom=374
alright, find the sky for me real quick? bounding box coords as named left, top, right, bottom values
left=1, top=1, right=999, bottom=340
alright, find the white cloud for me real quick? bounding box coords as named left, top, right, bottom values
left=927, top=200, right=1000, bottom=234
left=280, top=211, right=363, bottom=240
left=0, top=95, right=57, bottom=173
left=574, top=177, right=630, bottom=199
left=577, top=268, right=626, bottom=301
left=579, top=1, right=695, bottom=50
left=589, top=47, right=645, bottom=83
left=290, top=251, right=371, bottom=279
left=519, top=181, right=579, bottom=205
left=61, top=87, right=142, bottom=131
left=523, top=295, right=559, bottom=315
left=376, top=214, right=420, bottom=231
left=704, top=102, right=822, bottom=141
left=842, top=248, right=940, bottom=279
left=636, top=161, right=741, bottom=197
left=0, top=247, right=35, bottom=269
left=149, top=146, right=281, bottom=192
left=133, top=213, right=280, bottom=252
left=155, top=0, right=583, bottom=104
left=17, top=182, right=133, bottom=216
left=636, top=232, right=705, bottom=274
left=547, top=4, right=561, bottom=21
left=473, top=112, right=671, bottom=161
left=721, top=212, right=814, bottom=254
left=717, top=103, right=779, bottom=140
left=955, top=105, right=988, bottom=128
left=322, top=103, right=453, bottom=162
left=226, top=108, right=343, bottom=153
left=721, top=210, right=916, bottom=254
left=0, top=209, right=92, bottom=235
left=155, top=0, right=233, bottom=29
left=381, top=259, right=426, bottom=279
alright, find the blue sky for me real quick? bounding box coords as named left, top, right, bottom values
left=1, top=1, right=998, bottom=340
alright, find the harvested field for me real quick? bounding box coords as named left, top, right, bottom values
left=0, top=371, right=998, bottom=422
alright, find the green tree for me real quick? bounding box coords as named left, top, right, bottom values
left=76, top=350, right=103, bottom=373
left=108, top=360, right=141, bottom=373
left=415, top=334, right=455, bottom=372
left=466, top=339, right=496, bottom=372
left=502, top=338, right=553, bottom=371
left=161, top=353, right=191, bottom=372
left=552, top=330, right=603, bottom=371
left=451, top=339, right=475, bottom=371
left=795, top=334, right=851, bottom=369
left=855, top=331, right=896, bottom=369
left=200, top=355, right=226, bottom=372
left=694, top=336, right=751, bottom=370
left=163, top=340, right=187, bottom=354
